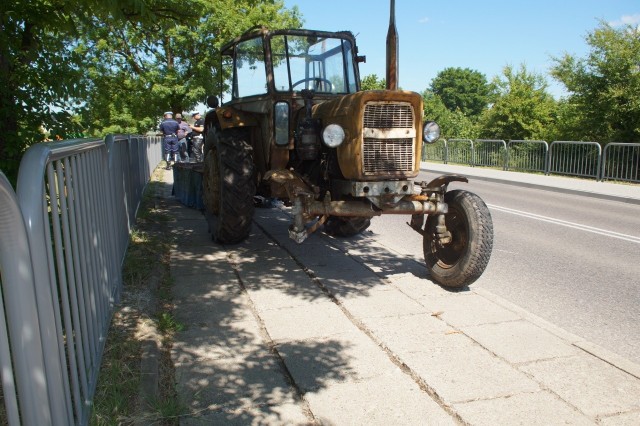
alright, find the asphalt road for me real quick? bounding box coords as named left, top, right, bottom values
left=367, top=170, right=640, bottom=365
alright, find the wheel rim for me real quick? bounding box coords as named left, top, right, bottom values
left=430, top=206, right=469, bottom=269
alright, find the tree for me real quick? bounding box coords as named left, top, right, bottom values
left=361, top=74, right=386, bottom=90
left=551, top=22, right=640, bottom=143
left=430, top=67, right=494, bottom=118
left=422, top=90, right=480, bottom=139
left=0, top=0, right=193, bottom=185
left=80, top=0, right=302, bottom=136
left=480, top=64, right=557, bottom=141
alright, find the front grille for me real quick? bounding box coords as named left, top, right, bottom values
left=362, top=102, right=415, bottom=175
left=363, top=103, right=413, bottom=128
left=363, top=138, right=414, bottom=174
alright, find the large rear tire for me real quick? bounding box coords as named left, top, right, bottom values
left=423, top=190, right=493, bottom=288
left=202, top=128, right=255, bottom=244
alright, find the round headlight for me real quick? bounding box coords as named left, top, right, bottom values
left=423, top=121, right=441, bottom=144
left=322, top=124, right=345, bottom=148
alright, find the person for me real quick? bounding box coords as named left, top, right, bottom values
left=175, top=113, right=191, bottom=163
left=158, top=111, right=180, bottom=169
left=189, top=112, right=205, bottom=162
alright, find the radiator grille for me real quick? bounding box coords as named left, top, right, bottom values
left=363, top=138, right=414, bottom=174
left=363, top=103, right=413, bottom=128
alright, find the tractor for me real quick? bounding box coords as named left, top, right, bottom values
left=202, top=1, right=493, bottom=287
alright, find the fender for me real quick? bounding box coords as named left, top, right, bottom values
left=424, top=174, right=468, bottom=192
left=215, top=106, right=258, bottom=130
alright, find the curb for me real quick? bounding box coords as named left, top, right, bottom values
left=474, top=287, right=640, bottom=381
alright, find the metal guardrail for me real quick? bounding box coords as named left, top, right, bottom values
left=602, top=142, right=640, bottom=183
left=475, top=139, right=507, bottom=170
left=425, top=139, right=639, bottom=183
left=547, top=141, right=602, bottom=180
left=506, top=140, right=549, bottom=173
left=446, top=139, right=474, bottom=166
left=0, top=134, right=161, bottom=425
left=421, top=139, right=447, bottom=163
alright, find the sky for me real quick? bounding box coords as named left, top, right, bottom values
left=283, top=0, right=640, bottom=98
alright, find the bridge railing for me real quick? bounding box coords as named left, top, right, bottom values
left=601, top=142, right=640, bottom=183
left=506, top=140, right=549, bottom=174
left=547, top=141, right=602, bottom=180
left=423, top=138, right=639, bottom=183
left=0, top=134, right=161, bottom=425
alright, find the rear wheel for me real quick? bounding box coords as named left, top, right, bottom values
left=423, top=190, right=493, bottom=288
left=202, top=128, right=255, bottom=244
left=324, top=216, right=371, bottom=237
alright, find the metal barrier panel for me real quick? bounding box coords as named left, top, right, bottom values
left=602, top=143, right=640, bottom=183
left=547, top=141, right=602, bottom=179
left=507, top=140, right=549, bottom=173
left=421, top=139, right=447, bottom=163
left=16, top=139, right=116, bottom=424
left=0, top=173, right=52, bottom=425
left=6, top=135, right=161, bottom=425
left=447, top=139, right=474, bottom=166
left=474, top=139, right=507, bottom=169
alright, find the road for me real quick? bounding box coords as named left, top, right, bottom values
left=367, top=170, right=640, bottom=365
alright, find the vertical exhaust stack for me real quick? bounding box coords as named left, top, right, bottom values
left=386, top=0, right=398, bottom=90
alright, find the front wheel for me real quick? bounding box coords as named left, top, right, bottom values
left=423, top=190, right=493, bottom=288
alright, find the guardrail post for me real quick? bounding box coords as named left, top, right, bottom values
left=0, top=172, right=53, bottom=425
left=17, top=144, right=75, bottom=424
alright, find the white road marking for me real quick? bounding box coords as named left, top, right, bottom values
left=487, top=204, right=640, bottom=245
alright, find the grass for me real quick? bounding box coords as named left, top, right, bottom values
left=90, top=166, right=186, bottom=425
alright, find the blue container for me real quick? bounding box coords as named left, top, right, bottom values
left=172, top=163, right=205, bottom=210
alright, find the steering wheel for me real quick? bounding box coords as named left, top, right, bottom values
left=292, top=77, right=334, bottom=92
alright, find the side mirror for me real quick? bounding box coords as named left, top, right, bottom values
left=206, top=95, right=219, bottom=109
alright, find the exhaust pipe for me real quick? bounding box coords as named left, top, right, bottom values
left=386, top=0, right=398, bottom=90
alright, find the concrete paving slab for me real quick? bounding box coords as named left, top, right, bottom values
left=359, top=313, right=453, bottom=354
left=519, top=354, right=640, bottom=418
left=276, top=331, right=397, bottom=391
left=233, top=256, right=305, bottom=281
left=599, top=410, right=640, bottom=426
left=453, top=390, right=595, bottom=425
left=170, top=247, right=232, bottom=276
left=174, top=350, right=299, bottom=415
left=462, top=320, right=580, bottom=364
left=170, top=268, right=237, bottom=292
left=245, top=284, right=328, bottom=313
left=163, top=204, right=205, bottom=221
left=386, top=271, right=462, bottom=302
left=172, top=320, right=266, bottom=363
left=303, top=372, right=456, bottom=425
left=179, top=400, right=310, bottom=425
left=259, top=301, right=361, bottom=342
left=338, top=287, right=428, bottom=319
left=174, top=295, right=256, bottom=328
left=428, top=293, right=522, bottom=327
left=402, top=333, right=540, bottom=403
left=312, top=266, right=392, bottom=298
left=171, top=232, right=213, bottom=247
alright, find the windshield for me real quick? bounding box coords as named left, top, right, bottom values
left=272, top=34, right=358, bottom=94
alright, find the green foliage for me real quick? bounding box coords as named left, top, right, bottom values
left=361, top=74, right=386, bottom=90
left=430, top=67, right=495, bottom=117
left=480, top=64, right=557, bottom=141
left=422, top=90, right=480, bottom=139
left=80, top=0, right=302, bottom=136
left=551, top=22, right=640, bottom=143
left=0, top=0, right=301, bottom=184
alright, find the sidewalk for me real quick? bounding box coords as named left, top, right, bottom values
left=421, top=161, right=640, bottom=205
left=160, top=168, right=640, bottom=425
